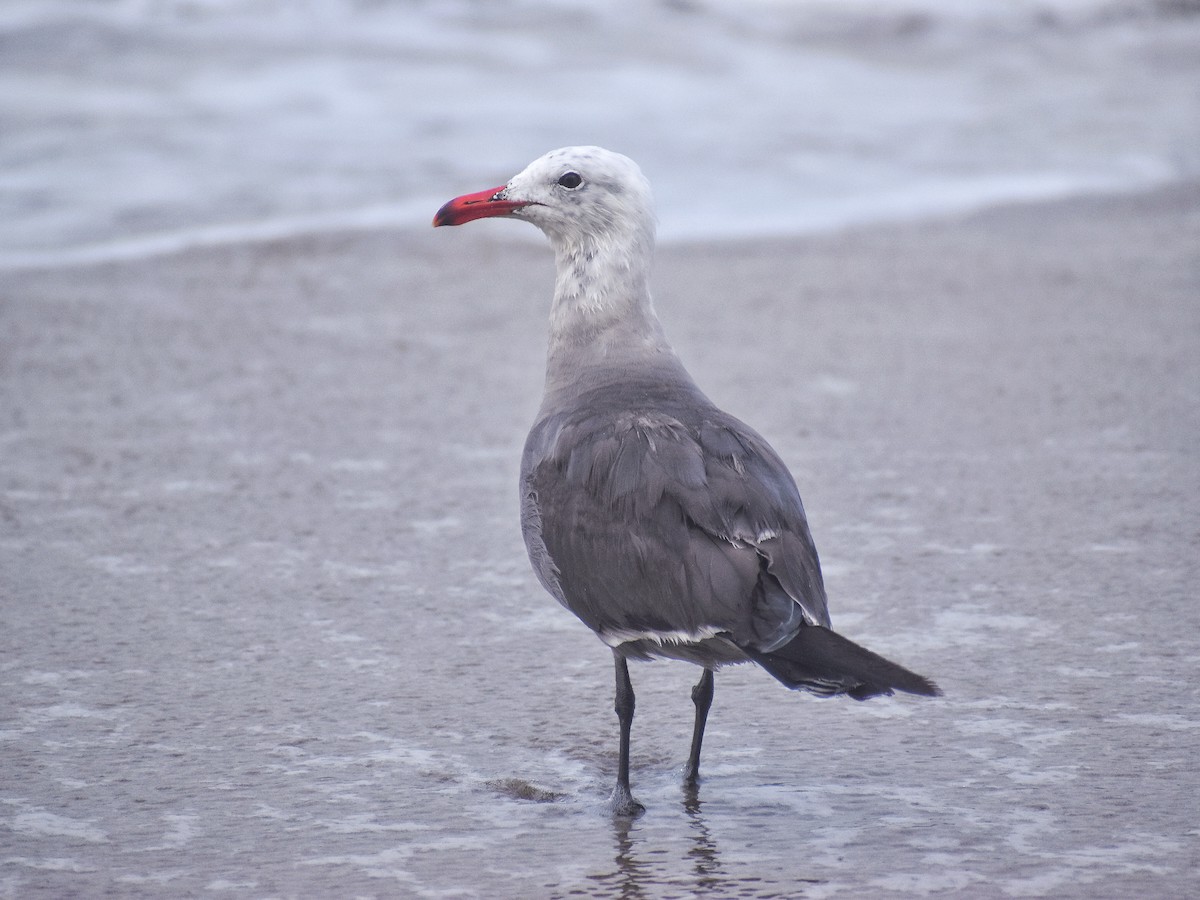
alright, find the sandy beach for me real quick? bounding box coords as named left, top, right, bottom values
left=2, top=184, right=1198, bottom=896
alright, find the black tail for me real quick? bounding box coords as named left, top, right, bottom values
left=745, top=625, right=940, bottom=700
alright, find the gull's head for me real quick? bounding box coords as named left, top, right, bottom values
left=433, top=146, right=655, bottom=250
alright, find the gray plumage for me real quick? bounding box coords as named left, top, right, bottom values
left=434, top=146, right=938, bottom=815
left=522, top=368, right=821, bottom=667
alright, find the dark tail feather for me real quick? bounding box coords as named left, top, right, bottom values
left=746, top=625, right=941, bottom=700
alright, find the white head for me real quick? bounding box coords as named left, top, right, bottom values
left=435, top=146, right=668, bottom=359
left=434, top=145, right=656, bottom=255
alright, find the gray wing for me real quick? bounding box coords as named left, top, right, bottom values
left=520, top=402, right=830, bottom=652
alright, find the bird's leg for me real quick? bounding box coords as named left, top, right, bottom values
left=683, top=668, right=714, bottom=787
left=610, top=652, right=645, bottom=817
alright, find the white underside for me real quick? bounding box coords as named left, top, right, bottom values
left=599, top=625, right=725, bottom=649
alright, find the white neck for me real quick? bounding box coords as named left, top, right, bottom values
left=543, top=227, right=676, bottom=380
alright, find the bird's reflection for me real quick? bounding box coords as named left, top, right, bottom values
left=601, top=782, right=726, bottom=898
left=608, top=814, right=651, bottom=900
left=682, top=783, right=725, bottom=888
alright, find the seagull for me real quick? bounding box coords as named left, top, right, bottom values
left=433, top=146, right=939, bottom=816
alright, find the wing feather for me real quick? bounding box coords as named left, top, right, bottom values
left=520, top=394, right=829, bottom=653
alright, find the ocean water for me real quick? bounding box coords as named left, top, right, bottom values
left=1, top=0, right=1199, bottom=267
left=4, top=188, right=1199, bottom=896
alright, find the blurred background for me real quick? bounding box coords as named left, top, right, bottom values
left=2, top=0, right=1198, bottom=267
left=4, top=3, right=1199, bottom=896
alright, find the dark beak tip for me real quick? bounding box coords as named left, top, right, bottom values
left=431, top=200, right=455, bottom=228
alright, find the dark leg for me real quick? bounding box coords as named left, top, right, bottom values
left=610, top=652, right=645, bottom=816
left=683, top=668, right=714, bottom=787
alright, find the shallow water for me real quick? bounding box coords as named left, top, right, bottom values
left=2, top=0, right=1199, bottom=267
left=3, top=192, right=1199, bottom=895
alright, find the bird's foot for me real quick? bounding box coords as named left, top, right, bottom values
left=607, top=784, right=646, bottom=818
left=682, top=763, right=701, bottom=789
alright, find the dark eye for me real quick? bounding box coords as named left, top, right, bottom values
left=557, top=171, right=583, bottom=189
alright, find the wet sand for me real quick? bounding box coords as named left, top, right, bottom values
left=2, top=184, right=1199, bottom=897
